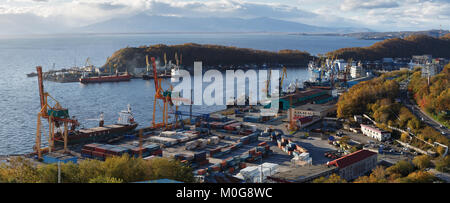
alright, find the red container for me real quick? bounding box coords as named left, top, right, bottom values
left=239, top=162, right=247, bottom=169
left=81, top=149, right=92, bottom=156
left=151, top=149, right=163, bottom=156
left=212, top=166, right=221, bottom=171
left=199, top=159, right=209, bottom=166
left=258, top=142, right=267, bottom=147
left=221, top=161, right=227, bottom=168
left=228, top=167, right=235, bottom=173
left=83, top=144, right=99, bottom=151
left=94, top=146, right=107, bottom=153
left=249, top=149, right=256, bottom=155
left=92, top=151, right=105, bottom=158
left=197, top=169, right=207, bottom=175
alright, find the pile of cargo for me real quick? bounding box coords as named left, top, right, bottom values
left=148, top=136, right=178, bottom=147
left=209, top=114, right=229, bottom=122
left=196, top=155, right=248, bottom=176
left=131, top=144, right=162, bottom=158
left=276, top=137, right=312, bottom=166
left=149, top=130, right=201, bottom=147
left=81, top=143, right=162, bottom=160
left=243, top=115, right=261, bottom=123
left=210, top=142, right=244, bottom=158
left=185, top=136, right=220, bottom=151
left=43, top=153, right=78, bottom=164
left=185, top=139, right=208, bottom=150
left=224, top=122, right=241, bottom=131
left=237, top=163, right=279, bottom=183
left=209, top=122, right=225, bottom=129
left=240, top=142, right=273, bottom=163
left=174, top=153, right=194, bottom=165
left=239, top=133, right=259, bottom=145
left=192, top=151, right=209, bottom=167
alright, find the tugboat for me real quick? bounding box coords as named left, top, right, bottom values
left=54, top=105, right=138, bottom=145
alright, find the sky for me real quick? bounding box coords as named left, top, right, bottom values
left=0, top=0, right=449, bottom=32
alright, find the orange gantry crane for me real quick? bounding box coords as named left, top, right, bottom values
left=149, top=56, right=173, bottom=129
left=35, top=66, right=79, bottom=160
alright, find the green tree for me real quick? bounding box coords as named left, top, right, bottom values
left=412, top=155, right=432, bottom=170
left=88, top=176, right=123, bottom=183
left=435, top=156, right=450, bottom=173
left=313, top=174, right=347, bottom=183
left=386, top=160, right=415, bottom=177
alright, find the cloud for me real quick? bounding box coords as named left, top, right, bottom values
left=340, top=0, right=399, bottom=11
left=0, top=0, right=449, bottom=32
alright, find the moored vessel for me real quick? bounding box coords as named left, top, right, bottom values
left=53, top=105, right=138, bottom=146
left=79, top=72, right=131, bottom=83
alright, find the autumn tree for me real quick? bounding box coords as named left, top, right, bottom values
left=312, top=174, right=347, bottom=183
left=412, top=155, right=432, bottom=170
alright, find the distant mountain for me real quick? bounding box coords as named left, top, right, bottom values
left=326, top=35, right=450, bottom=60
left=77, top=14, right=367, bottom=34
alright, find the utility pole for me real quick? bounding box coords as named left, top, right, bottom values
left=57, top=161, right=61, bottom=183
left=260, top=157, right=263, bottom=183
left=189, top=89, right=193, bottom=124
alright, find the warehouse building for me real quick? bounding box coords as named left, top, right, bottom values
left=266, top=165, right=338, bottom=183
left=327, top=149, right=378, bottom=181
left=288, top=103, right=336, bottom=120
left=360, top=124, right=391, bottom=141
left=264, top=89, right=333, bottom=110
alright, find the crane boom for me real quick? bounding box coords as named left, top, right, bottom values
left=37, top=66, right=46, bottom=113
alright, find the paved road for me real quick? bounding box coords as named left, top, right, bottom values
left=401, top=80, right=450, bottom=138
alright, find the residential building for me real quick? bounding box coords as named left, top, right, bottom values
left=421, top=62, right=443, bottom=78
left=361, top=124, right=391, bottom=141
left=327, top=149, right=378, bottom=181
left=350, top=64, right=365, bottom=78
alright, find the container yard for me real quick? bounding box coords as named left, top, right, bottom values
left=22, top=57, right=415, bottom=184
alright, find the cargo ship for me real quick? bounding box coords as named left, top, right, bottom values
left=79, top=72, right=131, bottom=83
left=54, top=105, right=138, bottom=146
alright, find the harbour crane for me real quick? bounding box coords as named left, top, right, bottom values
left=343, top=58, right=353, bottom=88
left=164, top=53, right=167, bottom=75
left=150, top=56, right=173, bottom=129
left=35, top=66, right=79, bottom=160
left=280, top=66, right=288, bottom=93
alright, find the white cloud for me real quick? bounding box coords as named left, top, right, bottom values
left=0, top=0, right=449, bottom=31
left=340, top=0, right=399, bottom=11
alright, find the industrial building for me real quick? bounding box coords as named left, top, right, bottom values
left=267, top=165, right=338, bottom=183
left=264, top=89, right=334, bottom=111
left=360, top=124, right=391, bottom=141
left=350, top=64, right=365, bottom=79
left=288, top=103, right=336, bottom=120
left=326, top=150, right=378, bottom=181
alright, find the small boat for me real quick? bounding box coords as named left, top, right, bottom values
left=27, top=72, right=38, bottom=77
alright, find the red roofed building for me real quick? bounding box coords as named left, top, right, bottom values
left=327, top=150, right=378, bottom=181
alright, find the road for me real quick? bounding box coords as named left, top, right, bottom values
left=401, top=79, right=450, bottom=138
